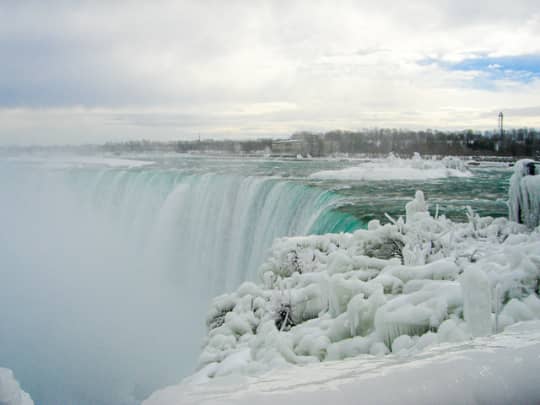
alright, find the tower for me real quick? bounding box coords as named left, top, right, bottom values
left=498, top=112, right=504, bottom=137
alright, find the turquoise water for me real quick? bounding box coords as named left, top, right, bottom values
left=331, top=167, right=510, bottom=223
left=123, top=154, right=511, bottom=225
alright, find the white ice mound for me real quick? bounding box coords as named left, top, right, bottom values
left=0, top=368, right=34, bottom=405
left=508, top=159, right=540, bottom=228
left=310, top=153, right=472, bottom=181
left=165, top=191, right=539, bottom=387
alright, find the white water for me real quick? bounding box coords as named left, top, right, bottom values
left=310, top=154, right=472, bottom=181
left=0, top=161, right=356, bottom=405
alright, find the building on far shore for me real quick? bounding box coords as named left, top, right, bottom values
left=271, top=139, right=305, bottom=157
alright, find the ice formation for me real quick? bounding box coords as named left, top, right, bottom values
left=0, top=368, right=33, bottom=405
left=310, top=153, right=472, bottom=181
left=167, top=190, right=539, bottom=386
left=508, top=159, right=540, bottom=228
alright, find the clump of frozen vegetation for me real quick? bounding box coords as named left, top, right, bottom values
left=0, top=368, right=34, bottom=405
left=509, top=159, right=540, bottom=228
left=310, top=153, right=471, bottom=181
left=187, top=178, right=540, bottom=383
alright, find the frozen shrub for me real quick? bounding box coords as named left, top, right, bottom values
left=275, top=303, right=296, bottom=331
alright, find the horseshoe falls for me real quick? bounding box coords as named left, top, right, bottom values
left=0, top=157, right=359, bottom=405
left=0, top=154, right=513, bottom=405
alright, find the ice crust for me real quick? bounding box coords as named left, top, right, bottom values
left=310, top=153, right=472, bottom=181
left=0, top=368, right=33, bottom=405
left=167, top=189, right=540, bottom=387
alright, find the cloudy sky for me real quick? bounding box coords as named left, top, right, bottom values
left=1, top=0, right=540, bottom=144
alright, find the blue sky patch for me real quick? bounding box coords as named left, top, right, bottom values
left=420, top=54, right=540, bottom=89
left=450, top=54, right=540, bottom=74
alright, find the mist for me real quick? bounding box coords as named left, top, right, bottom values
left=0, top=163, right=205, bottom=404
left=0, top=157, right=352, bottom=404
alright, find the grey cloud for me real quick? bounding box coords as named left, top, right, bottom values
left=2, top=0, right=538, bottom=108
left=1, top=0, right=539, bottom=144
left=0, top=1, right=286, bottom=107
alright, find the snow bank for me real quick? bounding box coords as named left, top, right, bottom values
left=0, top=368, right=33, bottom=405
left=144, top=321, right=540, bottom=405
left=310, top=153, right=472, bottom=181
left=508, top=159, right=540, bottom=228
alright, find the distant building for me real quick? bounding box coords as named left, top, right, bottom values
left=271, top=139, right=304, bottom=157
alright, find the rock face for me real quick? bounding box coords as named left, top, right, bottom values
left=181, top=192, right=540, bottom=383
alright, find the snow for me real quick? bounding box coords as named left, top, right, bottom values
left=145, top=188, right=540, bottom=404
left=310, top=153, right=472, bottom=181
left=144, top=321, right=540, bottom=405
left=0, top=368, right=34, bottom=405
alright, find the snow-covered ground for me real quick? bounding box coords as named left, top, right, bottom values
left=145, top=161, right=540, bottom=404
left=144, top=321, right=540, bottom=405
left=0, top=368, right=34, bottom=405
left=310, top=153, right=472, bottom=181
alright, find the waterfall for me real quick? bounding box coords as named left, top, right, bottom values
left=66, top=167, right=359, bottom=292
left=0, top=162, right=360, bottom=405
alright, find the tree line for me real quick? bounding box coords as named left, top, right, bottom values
left=5, top=128, right=538, bottom=158
left=290, top=128, right=540, bottom=157
left=100, top=128, right=540, bottom=158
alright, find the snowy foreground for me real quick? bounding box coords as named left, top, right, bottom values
left=145, top=321, right=540, bottom=405
left=0, top=368, right=34, bottom=405
left=146, top=162, right=540, bottom=404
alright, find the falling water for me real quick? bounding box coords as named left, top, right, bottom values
left=0, top=161, right=359, bottom=405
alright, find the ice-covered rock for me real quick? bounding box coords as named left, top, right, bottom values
left=0, top=368, right=33, bottom=405
left=508, top=159, right=540, bottom=228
